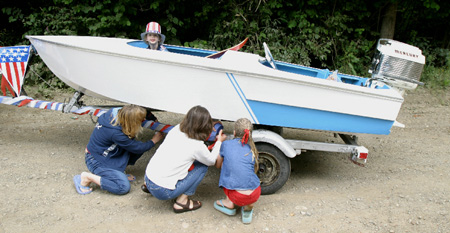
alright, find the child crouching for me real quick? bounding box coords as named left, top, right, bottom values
left=214, top=118, right=260, bottom=224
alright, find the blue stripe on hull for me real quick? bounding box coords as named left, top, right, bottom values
left=247, top=100, right=394, bottom=135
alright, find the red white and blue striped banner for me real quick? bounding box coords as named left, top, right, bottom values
left=0, top=95, right=107, bottom=117
left=142, top=120, right=173, bottom=133
left=0, top=95, right=175, bottom=133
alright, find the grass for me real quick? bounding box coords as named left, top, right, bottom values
left=421, top=65, right=450, bottom=90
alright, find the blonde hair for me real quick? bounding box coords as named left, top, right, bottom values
left=112, top=105, right=146, bottom=139
left=234, top=118, right=259, bottom=173
left=180, top=105, right=214, bottom=141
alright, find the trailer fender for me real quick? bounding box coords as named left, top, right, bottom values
left=252, top=129, right=297, bottom=158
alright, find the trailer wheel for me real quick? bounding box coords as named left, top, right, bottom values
left=256, top=143, right=291, bottom=195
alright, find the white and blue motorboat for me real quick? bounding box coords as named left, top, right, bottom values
left=26, top=35, right=424, bottom=136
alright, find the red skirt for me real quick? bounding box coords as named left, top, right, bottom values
left=223, top=186, right=261, bottom=206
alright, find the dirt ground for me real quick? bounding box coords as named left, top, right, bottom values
left=0, top=88, right=449, bottom=233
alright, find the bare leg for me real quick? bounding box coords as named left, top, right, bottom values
left=216, top=196, right=235, bottom=209
left=81, top=171, right=101, bottom=188
left=243, top=203, right=254, bottom=211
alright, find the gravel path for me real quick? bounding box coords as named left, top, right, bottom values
left=0, top=88, right=449, bottom=232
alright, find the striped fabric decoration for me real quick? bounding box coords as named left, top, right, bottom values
left=0, top=96, right=176, bottom=134
left=145, top=22, right=161, bottom=34
left=0, top=46, right=31, bottom=96
left=142, top=120, right=173, bottom=133
left=0, top=96, right=106, bottom=117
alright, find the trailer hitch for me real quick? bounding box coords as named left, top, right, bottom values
left=63, top=91, right=84, bottom=113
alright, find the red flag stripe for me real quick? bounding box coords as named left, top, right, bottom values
left=4, top=64, right=14, bottom=92
left=160, top=125, right=171, bottom=132
left=12, top=62, right=21, bottom=95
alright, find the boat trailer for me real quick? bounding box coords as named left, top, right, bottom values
left=250, top=129, right=368, bottom=195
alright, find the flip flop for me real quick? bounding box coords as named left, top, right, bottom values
left=73, top=174, right=92, bottom=195
left=126, top=174, right=136, bottom=182
left=214, top=200, right=236, bottom=216
left=241, top=207, right=253, bottom=224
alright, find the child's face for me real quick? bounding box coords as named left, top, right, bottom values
left=146, top=33, right=160, bottom=45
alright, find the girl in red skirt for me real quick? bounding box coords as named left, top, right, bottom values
left=214, top=118, right=260, bottom=224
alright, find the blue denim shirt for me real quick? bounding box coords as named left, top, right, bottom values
left=218, top=139, right=260, bottom=190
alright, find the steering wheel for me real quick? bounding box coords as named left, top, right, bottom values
left=263, top=42, right=277, bottom=69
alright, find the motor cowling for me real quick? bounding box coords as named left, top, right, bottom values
left=369, top=39, right=425, bottom=92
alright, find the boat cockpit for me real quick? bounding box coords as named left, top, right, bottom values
left=128, top=40, right=387, bottom=89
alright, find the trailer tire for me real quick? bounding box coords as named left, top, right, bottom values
left=256, top=143, right=291, bottom=195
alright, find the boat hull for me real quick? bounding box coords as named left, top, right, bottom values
left=27, top=35, right=404, bottom=135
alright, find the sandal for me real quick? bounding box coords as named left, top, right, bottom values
left=214, top=200, right=236, bottom=216
left=173, top=198, right=202, bottom=213
left=141, top=184, right=150, bottom=193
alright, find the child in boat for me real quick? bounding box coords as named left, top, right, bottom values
left=144, top=105, right=227, bottom=213
left=73, top=105, right=164, bottom=195
left=214, top=118, right=261, bottom=224
left=141, top=21, right=168, bottom=51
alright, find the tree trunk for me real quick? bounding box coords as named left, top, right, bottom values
left=380, top=2, right=397, bottom=39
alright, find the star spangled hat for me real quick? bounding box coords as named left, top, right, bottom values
left=141, top=22, right=166, bottom=44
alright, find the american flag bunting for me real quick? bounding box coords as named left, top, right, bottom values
left=0, top=46, right=31, bottom=96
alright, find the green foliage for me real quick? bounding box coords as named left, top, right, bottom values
left=406, top=35, right=450, bottom=89
left=23, top=0, right=137, bottom=37
left=421, top=65, right=450, bottom=89
left=1, top=0, right=449, bottom=90
left=183, top=39, right=210, bottom=49
left=25, top=57, right=68, bottom=91
left=420, top=45, right=450, bottom=89
left=206, top=0, right=377, bottom=73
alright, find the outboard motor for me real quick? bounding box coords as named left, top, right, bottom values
left=368, top=39, right=426, bottom=94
